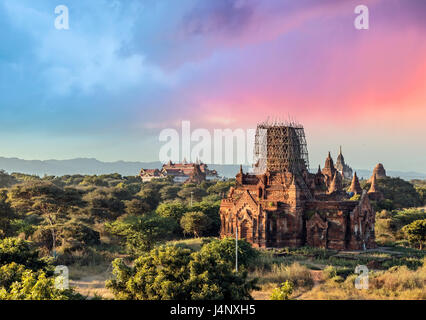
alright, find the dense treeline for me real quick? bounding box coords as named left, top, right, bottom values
left=355, top=176, right=426, bottom=249
left=0, top=170, right=240, bottom=299
left=0, top=170, right=235, bottom=259
left=360, top=176, right=423, bottom=210
left=0, top=169, right=425, bottom=300
left=1, top=171, right=425, bottom=256
left=375, top=208, right=426, bottom=248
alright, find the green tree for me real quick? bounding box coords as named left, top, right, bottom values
left=115, top=182, right=141, bottom=195
left=83, top=189, right=124, bottom=220
left=402, top=219, right=426, bottom=250
left=0, top=264, right=82, bottom=300
left=191, top=201, right=221, bottom=236
left=106, top=241, right=258, bottom=300
left=199, top=238, right=259, bottom=269
left=180, top=211, right=211, bottom=238
left=31, top=220, right=100, bottom=256
left=106, top=213, right=176, bottom=254
left=0, top=190, right=15, bottom=238
left=106, top=245, right=193, bottom=300
left=206, top=180, right=235, bottom=196
left=202, top=194, right=222, bottom=203
left=0, top=238, right=83, bottom=300
left=124, top=198, right=150, bottom=216
left=156, top=201, right=187, bottom=224
left=79, top=175, right=109, bottom=187
left=392, top=208, right=426, bottom=230
left=137, top=186, right=160, bottom=210
left=0, top=262, right=27, bottom=289
left=177, top=187, right=207, bottom=203
left=0, top=170, right=17, bottom=188
left=159, top=185, right=180, bottom=201
left=363, top=177, right=422, bottom=210
left=0, top=238, right=48, bottom=271
left=188, top=240, right=258, bottom=299
left=8, top=182, right=83, bottom=216
left=270, top=281, right=294, bottom=300
left=416, top=186, right=426, bottom=206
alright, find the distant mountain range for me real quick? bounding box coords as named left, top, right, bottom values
left=0, top=157, right=425, bottom=180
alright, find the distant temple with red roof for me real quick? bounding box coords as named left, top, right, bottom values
left=140, top=159, right=219, bottom=184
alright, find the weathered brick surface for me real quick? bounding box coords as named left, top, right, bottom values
left=220, top=160, right=376, bottom=250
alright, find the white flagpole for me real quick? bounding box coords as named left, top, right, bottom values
left=235, top=224, right=238, bottom=272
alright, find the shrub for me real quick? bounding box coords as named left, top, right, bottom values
left=123, top=198, right=150, bottom=216
left=190, top=201, right=221, bottom=236
left=0, top=190, right=15, bottom=238
left=156, top=201, right=187, bottom=223
left=180, top=211, right=211, bottom=238
left=31, top=221, right=100, bottom=256
left=106, top=245, right=193, bottom=300
left=392, top=209, right=426, bottom=230
left=200, top=237, right=259, bottom=269
left=0, top=237, right=48, bottom=271
left=106, top=240, right=258, bottom=300
left=402, top=219, right=426, bottom=250
left=349, top=194, right=361, bottom=201
left=206, top=181, right=235, bottom=195
left=301, top=259, right=426, bottom=300
left=270, top=263, right=314, bottom=288
left=83, top=189, right=124, bottom=220
left=270, top=280, right=294, bottom=300
left=329, top=275, right=344, bottom=283
left=105, top=213, right=176, bottom=255
left=0, top=262, right=27, bottom=289
left=0, top=264, right=83, bottom=300
left=253, top=262, right=313, bottom=287
left=159, top=185, right=180, bottom=201
left=189, top=244, right=258, bottom=300
left=0, top=170, right=17, bottom=188
left=177, top=187, right=207, bottom=202
left=323, top=265, right=337, bottom=279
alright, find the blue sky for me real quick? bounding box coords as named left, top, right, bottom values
left=1, top=0, right=425, bottom=172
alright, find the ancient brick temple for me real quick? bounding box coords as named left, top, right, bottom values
left=335, top=146, right=353, bottom=179
left=219, top=122, right=376, bottom=250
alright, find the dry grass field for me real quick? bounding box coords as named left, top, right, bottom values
left=65, top=238, right=425, bottom=300
left=69, top=264, right=114, bottom=299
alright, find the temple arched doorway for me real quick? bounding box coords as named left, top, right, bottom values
left=240, top=220, right=251, bottom=242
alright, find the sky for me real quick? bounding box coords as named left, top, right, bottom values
left=0, top=0, right=425, bottom=172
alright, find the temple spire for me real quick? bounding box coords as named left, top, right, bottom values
left=328, top=171, right=342, bottom=194
left=322, top=151, right=336, bottom=179
left=325, top=152, right=334, bottom=168
left=370, top=163, right=387, bottom=181
left=336, top=146, right=344, bottom=163
left=317, top=164, right=322, bottom=175
left=328, top=174, right=337, bottom=194
left=349, top=172, right=362, bottom=194
left=368, top=173, right=378, bottom=193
